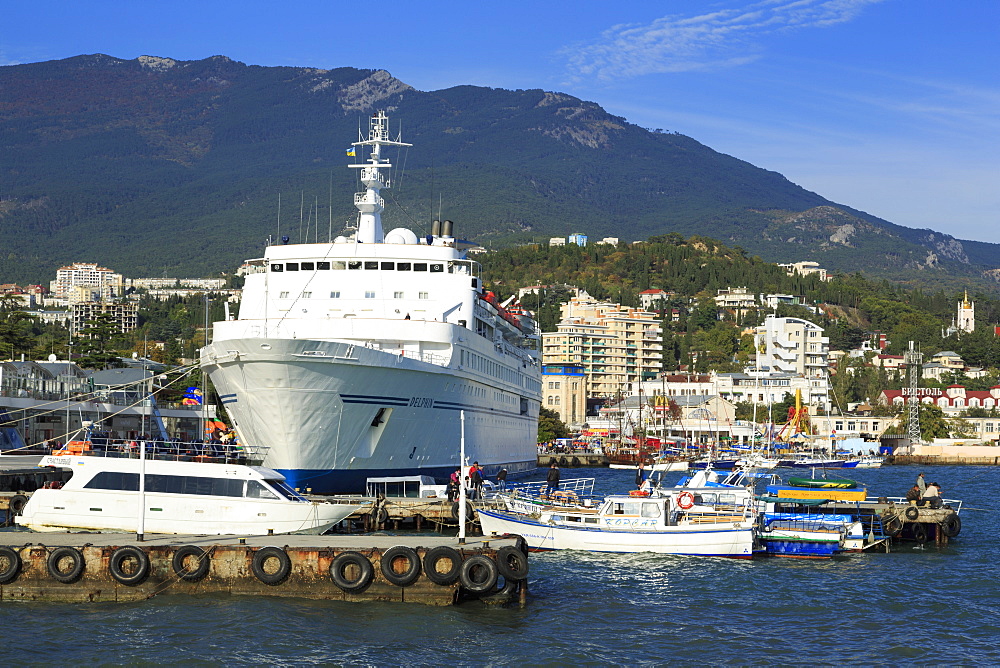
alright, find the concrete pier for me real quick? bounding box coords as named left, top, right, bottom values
left=0, top=532, right=528, bottom=605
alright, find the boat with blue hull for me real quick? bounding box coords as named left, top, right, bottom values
left=201, top=111, right=542, bottom=493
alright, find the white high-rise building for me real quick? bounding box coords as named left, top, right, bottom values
left=50, top=262, right=123, bottom=303
left=753, top=315, right=830, bottom=411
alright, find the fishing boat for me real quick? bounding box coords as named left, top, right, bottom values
left=200, top=111, right=542, bottom=493
left=757, top=476, right=878, bottom=557
left=480, top=473, right=758, bottom=557
left=16, top=450, right=367, bottom=535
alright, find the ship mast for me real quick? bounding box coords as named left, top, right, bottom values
left=348, top=111, right=412, bottom=244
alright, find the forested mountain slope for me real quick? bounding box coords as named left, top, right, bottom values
left=1, top=54, right=996, bottom=292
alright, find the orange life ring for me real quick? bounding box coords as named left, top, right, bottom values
left=676, top=491, right=695, bottom=510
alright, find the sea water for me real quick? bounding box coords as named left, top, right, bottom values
left=2, top=464, right=998, bottom=665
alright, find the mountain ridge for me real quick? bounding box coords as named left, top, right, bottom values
left=0, top=53, right=996, bottom=291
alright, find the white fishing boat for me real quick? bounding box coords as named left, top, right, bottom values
left=201, top=111, right=542, bottom=493
left=15, top=451, right=367, bottom=535
left=480, top=477, right=758, bottom=557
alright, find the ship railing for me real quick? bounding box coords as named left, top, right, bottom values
left=53, top=439, right=268, bottom=466
left=505, top=477, right=599, bottom=506
left=393, top=349, right=448, bottom=366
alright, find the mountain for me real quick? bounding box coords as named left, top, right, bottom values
left=1, top=53, right=997, bottom=290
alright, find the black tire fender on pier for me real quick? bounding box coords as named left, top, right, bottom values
left=459, top=555, right=498, bottom=595
left=371, top=506, right=389, bottom=525
left=904, top=506, right=920, bottom=520
left=380, top=546, right=421, bottom=586
left=172, top=545, right=211, bottom=582
left=883, top=515, right=903, bottom=537
left=47, top=546, right=85, bottom=584
left=108, top=545, right=150, bottom=586
left=911, top=523, right=928, bottom=543
left=422, top=546, right=462, bottom=586
left=942, top=513, right=962, bottom=538
left=515, top=535, right=529, bottom=558
left=251, top=546, right=292, bottom=586
left=330, top=551, right=374, bottom=593
left=495, top=545, right=529, bottom=582
left=8, top=494, right=28, bottom=516
left=0, top=546, right=22, bottom=584
left=451, top=500, right=475, bottom=521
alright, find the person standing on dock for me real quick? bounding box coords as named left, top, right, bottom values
left=470, top=462, right=484, bottom=500
left=916, top=472, right=927, bottom=494
left=497, top=468, right=508, bottom=492
left=545, top=461, right=560, bottom=498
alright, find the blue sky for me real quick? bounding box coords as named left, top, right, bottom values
left=3, top=0, right=998, bottom=244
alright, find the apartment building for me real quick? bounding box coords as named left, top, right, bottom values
left=50, top=262, right=123, bottom=304
left=541, top=296, right=662, bottom=398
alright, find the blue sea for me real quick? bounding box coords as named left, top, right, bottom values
left=2, top=464, right=998, bottom=666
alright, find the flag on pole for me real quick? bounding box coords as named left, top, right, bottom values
left=346, top=146, right=356, bottom=156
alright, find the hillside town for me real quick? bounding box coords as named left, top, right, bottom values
left=2, top=243, right=999, bottom=459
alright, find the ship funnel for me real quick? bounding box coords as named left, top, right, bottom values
left=442, top=220, right=454, bottom=238
left=432, top=219, right=441, bottom=237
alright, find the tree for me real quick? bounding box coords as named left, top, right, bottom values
left=918, top=404, right=950, bottom=440
left=537, top=407, right=569, bottom=443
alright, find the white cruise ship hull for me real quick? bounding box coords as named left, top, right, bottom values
left=203, top=334, right=538, bottom=494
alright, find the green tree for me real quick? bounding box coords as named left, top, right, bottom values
left=537, top=407, right=569, bottom=443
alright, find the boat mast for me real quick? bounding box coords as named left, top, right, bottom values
left=348, top=111, right=412, bottom=244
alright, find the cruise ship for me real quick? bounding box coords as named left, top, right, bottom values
left=200, top=111, right=542, bottom=494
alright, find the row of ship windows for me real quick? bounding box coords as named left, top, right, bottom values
left=278, top=291, right=430, bottom=299
left=461, top=350, right=522, bottom=385
left=272, top=261, right=446, bottom=273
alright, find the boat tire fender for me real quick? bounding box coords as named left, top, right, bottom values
left=904, top=506, right=920, bottom=520
left=676, top=491, right=695, bottom=510
left=459, top=555, right=498, bottom=595
left=0, top=546, right=22, bottom=584
left=109, top=546, right=151, bottom=586
left=515, top=535, right=529, bottom=557
left=495, top=545, right=529, bottom=582
left=380, top=546, right=421, bottom=587
left=172, top=545, right=211, bottom=582
left=942, top=514, right=962, bottom=538
left=330, top=551, right=374, bottom=593
left=911, top=523, right=928, bottom=543
left=883, top=516, right=903, bottom=537
left=252, top=546, right=292, bottom=586
left=451, top=500, right=475, bottom=521
left=8, top=494, right=28, bottom=516
left=47, top=546, right=85, bottom=584
left=422, top=546, right=462, bottom=586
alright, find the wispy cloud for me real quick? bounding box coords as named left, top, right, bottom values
left=562, top=0, right=886, bottom=81
left=0, top=52, right=23, bottom=66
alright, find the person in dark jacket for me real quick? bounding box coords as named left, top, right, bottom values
left=545, top=462, right=560, bottom=497
left=636, top=463, right=648, bottom=490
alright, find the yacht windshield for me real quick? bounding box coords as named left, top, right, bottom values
left=262, top=479, right=307, bottom=501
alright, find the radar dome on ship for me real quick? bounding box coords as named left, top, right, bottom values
left=385, top=228, right=418, bottom=244
left=333, top=236, right=349, bottom=244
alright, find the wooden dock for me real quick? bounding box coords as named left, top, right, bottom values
left=0, top=532, right=529, bottom=605
left=537, top=453, right=608, bottom=468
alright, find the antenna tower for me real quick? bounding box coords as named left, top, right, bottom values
left=903, top=341, right=923, bottom=444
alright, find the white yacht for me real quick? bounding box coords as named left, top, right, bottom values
left=201, top=111, right=542, bottom=493
left=16, top=452, right=366, bottom=535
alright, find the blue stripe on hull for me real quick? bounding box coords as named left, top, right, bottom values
left=276, top=459, right=536, bottom=495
